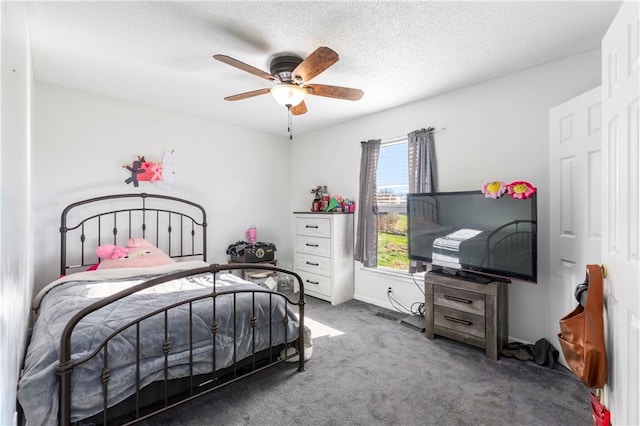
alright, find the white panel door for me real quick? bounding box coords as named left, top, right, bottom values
left=602, top=2, right=640, bottom=424
left=549, top=87, right=602, bottom=365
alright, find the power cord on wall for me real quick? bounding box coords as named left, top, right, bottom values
left=386, top=272, right=426, bottom=317
left=387, top=289, right=412, bottom=314
left=411, top=272, right=425, bottom=316
left=411, top=302, right=425, bottom=317
left=411, top=273, right=425, bottom=295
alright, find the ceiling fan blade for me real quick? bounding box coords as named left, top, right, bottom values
left=305, top=84, right=364, bottom=101
left=292, top=47, right=339, bottom=83
left=223, top=88, right=271, bottom=101
left=213, top=54, right=276, bottom=81
left=291, top=101, right=308, bottom=115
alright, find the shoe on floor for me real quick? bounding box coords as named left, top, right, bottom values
left=502, top=341, right=534, bottom=361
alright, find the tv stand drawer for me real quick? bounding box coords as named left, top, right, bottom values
left=425, top=272, right=508, bottom=360
left=434, top=306, right=485, bottom=339
left=433, top=286, right=485, bottom=316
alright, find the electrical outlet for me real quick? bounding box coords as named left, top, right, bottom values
left=387, top=287, right=393, bottom=294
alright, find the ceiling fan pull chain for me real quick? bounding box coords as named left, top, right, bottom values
left=287, top=106, right=293, bottom=140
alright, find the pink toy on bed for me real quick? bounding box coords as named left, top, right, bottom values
left=96, top=238, right=174, bottom=270
left=96, top=244, right=129, bottom=260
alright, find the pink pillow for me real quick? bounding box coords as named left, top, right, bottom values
left=97, top=238, right=174, bottom=270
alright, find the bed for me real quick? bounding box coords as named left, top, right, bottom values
left=18, top=193, right=309, bottom=425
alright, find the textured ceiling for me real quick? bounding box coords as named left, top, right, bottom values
left=26, top=1, right=622, bottom=137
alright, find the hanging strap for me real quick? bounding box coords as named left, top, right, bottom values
left=574, top=275, right=589, bottom=307
left=584, top=264, right=604, bottom=316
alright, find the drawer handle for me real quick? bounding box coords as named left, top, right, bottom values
left=305, top=261, right=319, bottom=266
left=305, top=243, right=319, bottom=247
left=306, top=279, right=320, bottom=285
left=305, top=225, right=319, bottom=229
left=444, top=315, right=472, bottom=326
left=443, top=295, right=473, bottom=304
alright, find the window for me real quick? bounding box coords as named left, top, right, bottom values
left=376, top=139, right=409, bottom=271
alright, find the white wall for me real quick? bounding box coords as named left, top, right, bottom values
left=0, top=2, right=33, bottom=424
left=31, top=82, right=293, bottom=293
left=291, top=50, right=602, bottom=344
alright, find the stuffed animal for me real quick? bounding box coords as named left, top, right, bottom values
left=482, top=181, right=507, bottom=199
left=96, top=244, right=129, bottom=260
left=96, top=238, right=174, bottom=269
left=506, top=181, right=537, bottom=199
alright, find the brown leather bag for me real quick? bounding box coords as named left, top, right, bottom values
left=557, top=264, right=608, bottom=388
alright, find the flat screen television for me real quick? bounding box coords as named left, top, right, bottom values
left=407, top=190, right=537, bottom=283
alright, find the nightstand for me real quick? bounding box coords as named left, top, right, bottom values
left=424, top=272, right=508, bottom=360
left=228, top=259, right=277, bottom=280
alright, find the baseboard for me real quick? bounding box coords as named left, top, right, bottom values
left=353, top=294, right=396, bottom=312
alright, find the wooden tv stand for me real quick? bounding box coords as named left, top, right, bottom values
left=424, top=272, right=508, bottom=360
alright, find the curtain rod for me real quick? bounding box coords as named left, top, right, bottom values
left=380, top=127, right=446, bottom=145
left=417, top=127, right=446, bottom=133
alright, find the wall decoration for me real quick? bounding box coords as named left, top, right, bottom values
left=123, top=156, right=145, bottom=187
left=506, top=181, right=537, bottom=199
left=137, top=159, right=163, bottom=183
left=123, top=151, right=177, bottom=190
left=155, top=150, right=177, bottom=191
left=481, top=181, right=507, bottom=199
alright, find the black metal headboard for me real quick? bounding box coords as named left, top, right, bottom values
left=60, top=193, right=207, bottom=275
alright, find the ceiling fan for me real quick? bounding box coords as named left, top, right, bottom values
left=213, top=47, right=364, bottom=115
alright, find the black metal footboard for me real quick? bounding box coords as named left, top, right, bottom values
left=57, top=263, right=306, bottom=425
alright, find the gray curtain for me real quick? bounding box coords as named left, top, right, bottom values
left=408, top=127, right=437, bottom=193
left=408, top=128, right=437, bottom=273
left=354, top=139, right=381, bottom=267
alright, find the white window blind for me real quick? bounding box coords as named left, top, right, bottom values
left=376, top=140, right=408, bottom=213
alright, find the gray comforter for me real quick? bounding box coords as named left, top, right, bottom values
left=18, top=261, right=306, bottom=425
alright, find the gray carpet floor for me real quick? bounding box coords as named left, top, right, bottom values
left=142, top=293, right=591, bottom=426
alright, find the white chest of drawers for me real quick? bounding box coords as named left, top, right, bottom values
left=293, top=212, right=354, bottom=305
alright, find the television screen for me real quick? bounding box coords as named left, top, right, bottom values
left=407, top=191, right=537, bottom=282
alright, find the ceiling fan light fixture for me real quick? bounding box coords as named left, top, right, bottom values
left=270, top=84, right=306, bottom=107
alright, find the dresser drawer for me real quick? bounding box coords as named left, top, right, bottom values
left=295, top=217, right=331, bottom=238
left=433, top=285, right=485, bottom=316
left=295, top=235, right=331, bottom=257
left=434, top=306, right=485, bottom=339
left=298, top=270, right=331, bottom=297
left=295, top=253, right=331, bottom=277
